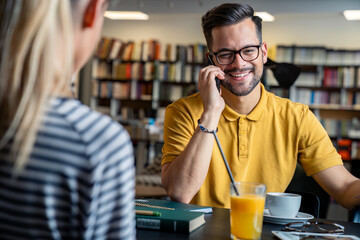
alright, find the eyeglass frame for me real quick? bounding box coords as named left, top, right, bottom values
left=283, top=221, right=345, bottom=234
left=207, top=42, right=263, bottom=65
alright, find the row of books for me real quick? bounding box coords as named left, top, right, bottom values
left=322, top=67, right=360, bottom=88
left=332, top=139, right=360, bottom=161
left=322, top=119, right=355, bottom=138
left=135, top=199, right=208, bottom=233
left=276, top=45, right=360, bottom=66
left=95, top=37, right=207, bottom=63
left=93, top=80, right=195, bottom=103
left=294, top=89, right=360, bottom=106
left=268, top=71, right=321, bottom=88
left=321, top=119, right=360, bottom=160
left=93, top=80, right=152, bottom=100
left=266, top=67, right=360, bottom=89
left=93, top=60, right=203, bottom=83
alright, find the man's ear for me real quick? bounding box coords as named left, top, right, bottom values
left=261, top=42, right=268, bottom=64
left=83, top=0, right=98, bottom=28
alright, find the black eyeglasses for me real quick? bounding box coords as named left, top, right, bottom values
left=208, top=43, right=262, bottom=65
left=283, top=221, right=345, bottom=234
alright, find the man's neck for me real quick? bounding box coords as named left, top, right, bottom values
left=222, top=83, right=261, bottom=115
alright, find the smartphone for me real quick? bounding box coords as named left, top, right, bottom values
left=207, top=55, right=221, bottom=92
left=215, top=77, right=220, bottom=92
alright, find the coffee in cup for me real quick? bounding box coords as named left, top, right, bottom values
left=266, top=192, right=301, bottom=218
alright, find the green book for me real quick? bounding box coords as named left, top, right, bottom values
left=135, top=199, right=210, bottom=233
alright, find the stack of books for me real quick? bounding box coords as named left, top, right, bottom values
left=135, top=199, right=211, bottom=233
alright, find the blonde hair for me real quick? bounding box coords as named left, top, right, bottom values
left=0, top=0, right=74, bottom=173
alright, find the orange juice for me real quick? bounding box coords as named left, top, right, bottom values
left=230, top=195, right=265, bottom=240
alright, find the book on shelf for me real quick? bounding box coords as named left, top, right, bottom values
left=276, top=45, right=360, bottom=66
left=177, top=45, right=187, bottom=63
left=112, top=82, right=130, bottom=99
left=276, top=46, right=294, bottom=63
left=113, top=62, right=131, bottom=80
left=184, top=64, right=192, bottom=83
left=293, top=46, right=327, bottom=65
left=96, top=37, right=113, bottom=59
left=166, top=43, right=177, bottom=62
left=326, top=49, right=360, bottom=66
left=135, top=199, right=211, bottom=233
left=144, top=62, right=154, bottom=81
left=100, top=81, right=111, bottom=98
left=122, top=42, right=135, bottom=61
left=93, top=60, right=112, bottom=79
left=174, top=61, right=182, bottom=82
left=108, top=39, right=123, bottom=59
left=294, top=72, right=317, bottom=87
left=154, top=40, right=162, bottom=61
left=193, top=43, right=206, bottom=63
left=187, top=45, right=194, bottom=63
left=342, top=67, right=356, bottom=88
left=338, top=139, right=352, bottom=161
left=131, top=41, right=142, bottom=61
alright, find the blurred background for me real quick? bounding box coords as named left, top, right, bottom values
left=103, top=0, right=360, bottom=48
left=80, top=0, right=360, bottom=222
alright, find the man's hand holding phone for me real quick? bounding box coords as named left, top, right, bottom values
left=198, top=65, right=225, bottom=126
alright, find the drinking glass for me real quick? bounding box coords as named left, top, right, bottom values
left=230, top=182, right=267, bottom=240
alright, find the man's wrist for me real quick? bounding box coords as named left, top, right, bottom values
left=198, top=119, right=218, bottom=133
left=199, top=112, right=221, bottom=131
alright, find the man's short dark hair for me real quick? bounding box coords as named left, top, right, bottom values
left=201, top=3, right=263, bottom=51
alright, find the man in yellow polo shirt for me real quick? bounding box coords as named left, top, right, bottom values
left=161, top=3, right=360, bottom=209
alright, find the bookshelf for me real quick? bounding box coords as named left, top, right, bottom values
left=90, top=37, right=207, bottom=172
left=266, top=45, right=360, bottom=162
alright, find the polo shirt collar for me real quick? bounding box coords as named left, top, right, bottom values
left=222, top=83, right=267, bottom=122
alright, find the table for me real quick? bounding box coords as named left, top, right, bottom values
left=136, top=207, right=360, bottom=239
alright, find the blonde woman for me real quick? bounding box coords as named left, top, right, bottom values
left=0, top=0, right=135, bottom=239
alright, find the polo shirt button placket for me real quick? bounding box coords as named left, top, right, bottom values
left=239, top=116, right=247, bottom=159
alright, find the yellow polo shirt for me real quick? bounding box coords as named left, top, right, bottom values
left=161, top=84, right=342, bottom=208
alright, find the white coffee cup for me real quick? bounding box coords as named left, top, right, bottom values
left=266, top=192, right=301, bottom=218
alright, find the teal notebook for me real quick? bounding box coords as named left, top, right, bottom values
left=135, top=199, right=210, bottom=233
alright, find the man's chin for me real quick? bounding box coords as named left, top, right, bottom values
left=223, top=80, right=260, bottom=97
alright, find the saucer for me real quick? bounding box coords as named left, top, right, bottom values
left=263, top=209, right=314, bottom=225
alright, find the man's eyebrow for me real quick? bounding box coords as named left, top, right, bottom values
left=215, top=44, right=259, bottom=53
left=215, top=48, right=233, bottom=52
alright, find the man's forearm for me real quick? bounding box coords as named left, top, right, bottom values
left=313, top=166, right=360, bottom=210
left=161, top=125, right=217, bottom=203
left=339, top=179, right=360, bottom=210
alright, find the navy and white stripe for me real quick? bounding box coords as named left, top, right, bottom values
left=0, top=98, right=135, bottom=240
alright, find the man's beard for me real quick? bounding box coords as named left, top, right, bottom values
left=221, top=68, right=262, bottom=96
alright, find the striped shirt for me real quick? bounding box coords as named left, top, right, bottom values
left=0, top=98, right=136, bottom=240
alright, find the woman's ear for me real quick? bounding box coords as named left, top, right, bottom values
left=83, top=0, right=98, bottom=28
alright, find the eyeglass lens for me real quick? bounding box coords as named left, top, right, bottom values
left=316, top=222, right=344, bottom=233
left=216, top=46, right=260, bottom=64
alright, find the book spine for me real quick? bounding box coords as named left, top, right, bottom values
left=136, top=217, right=189, bottom=233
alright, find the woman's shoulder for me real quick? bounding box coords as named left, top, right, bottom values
left=48, top=98, right=131, bottom=146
